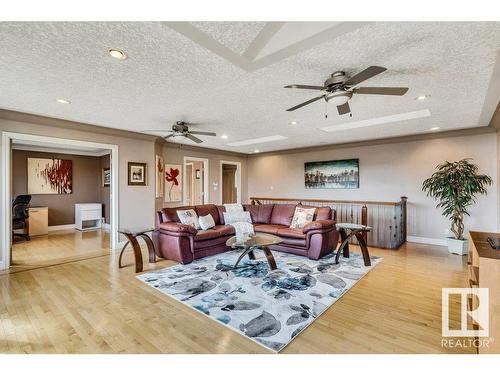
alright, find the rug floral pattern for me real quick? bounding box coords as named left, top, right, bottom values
left=137, top=250, right=381, bottom=352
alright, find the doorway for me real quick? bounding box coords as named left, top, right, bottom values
left=183, top=156, right=209, bottom=205
left=220, top=161, right=241, bottom=204
left=1, top=132, right=119, bottom=271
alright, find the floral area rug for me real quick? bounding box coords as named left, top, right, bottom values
left=137, top=250, right=381, bottom=352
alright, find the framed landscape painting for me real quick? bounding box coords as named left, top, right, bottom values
left=305, top=158, right=359, bottom=189
left=165, top=164, right=182, bottom=202
left=28, top=158, right=73, bottom=194
left=128, top=162, right=147, bottom=186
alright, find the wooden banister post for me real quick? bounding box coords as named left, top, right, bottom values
left=401, top=196, right=408, bottom=243
left=361, top=205, right=368, bottom=243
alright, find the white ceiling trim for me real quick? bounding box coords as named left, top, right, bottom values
left=227, top=135, right=288, bottom=146
left=12, top=144, right=110, bottom=157
left=165, top=21, right=372, bottom=72
left=319, top=109, right=432, bottom=132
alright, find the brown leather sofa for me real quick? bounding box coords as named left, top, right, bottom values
left=153, top=203, right=338, bottom=264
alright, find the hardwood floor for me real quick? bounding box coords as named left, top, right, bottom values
left=0, top=232, right=473, bottom=354
left=7, top=229, right=110, bottom=274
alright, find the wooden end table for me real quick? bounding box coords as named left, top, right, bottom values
left=226, top=233, right=282, bottom=270
left=118, top=227, right=156, bottom=273
left=335, top=223, right=372, bottom=266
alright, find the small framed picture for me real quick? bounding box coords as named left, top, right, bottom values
left=195, top=169, right=201, bottom=179
left=102, top=168, right=111, bottom=187
left=128, top=162, right=147, bottom=186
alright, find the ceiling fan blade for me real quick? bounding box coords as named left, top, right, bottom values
left=186, top=134, right=203, bottom=143
left=344, top=66, right=387, bottom=86
left=354, top=87, right=409, bottom=96
left=284, top=84, right=325, bottom=90
left=163, top=134, right=175, bottom=140
left=286, top=95, right=325, bottom=111
left=337, top=102, right=351, bottom=115
left=144, top=129, right=173, bottom=133
left=189, top=131, right=217, bottom=136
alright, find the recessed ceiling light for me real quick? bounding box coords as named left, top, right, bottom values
left=221, top=135, right=228, bottom=139
left=290, top=121, right=297, bottom=125
left=415, top=95, right=431, bottom=101
left=108, top=48, right=127, bottom=60
left=254, top=149, right=260, bottom=153
left=430, top=127, right=440, bottom=131
left=55, top=98, right=71, bottom=104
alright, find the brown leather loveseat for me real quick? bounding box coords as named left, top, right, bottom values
left=153, top=203, right=338, bottom=264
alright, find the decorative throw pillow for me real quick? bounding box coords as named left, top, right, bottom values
left=223, top=211, right=252, bottom=225
left=290, top=207, right=316, bottom=229
left=177, top=209, right=200, bottom=229
left=198, top=214, right=215, bottom=230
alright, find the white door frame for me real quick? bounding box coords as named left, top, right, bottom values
left=1, top=132, right=119, bottom=270
left=219, top=160, right=242, bottom=204
left=183, top=156, right=209, bottom=205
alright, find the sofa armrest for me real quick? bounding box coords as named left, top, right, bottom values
left=158, top=222, right=197, bottom=236
left=302, top=219, right=335, bottom=234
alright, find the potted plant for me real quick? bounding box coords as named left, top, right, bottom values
left=422, top=159, right=492, bottom=255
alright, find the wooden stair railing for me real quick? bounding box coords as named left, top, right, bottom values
left=249, top=196, right=408, bottom=249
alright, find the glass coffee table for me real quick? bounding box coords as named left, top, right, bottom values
left=226, top=233, right=282, bottom=270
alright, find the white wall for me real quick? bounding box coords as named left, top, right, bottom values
left=248, top=133, right=498, bottom=242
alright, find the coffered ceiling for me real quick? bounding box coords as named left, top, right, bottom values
left=0, top=22, right=499, bottom=153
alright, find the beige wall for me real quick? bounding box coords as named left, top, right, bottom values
left=12, top=150, right=104, bottom=226
left=248, top=133, right=498, bottom=241
left=1, top=111, right=157, bottom=265
left=161, top=143, right=248, bottom=207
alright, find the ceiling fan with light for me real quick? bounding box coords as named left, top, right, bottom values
left=284, top=66, right=409, bottom=115
left=147, top=121, right=216, bottom=144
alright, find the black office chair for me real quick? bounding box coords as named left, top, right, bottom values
left=12, top=194, right=31, bottom=241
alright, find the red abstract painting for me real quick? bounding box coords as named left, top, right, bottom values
left=28, top=158, right=73, bottom=194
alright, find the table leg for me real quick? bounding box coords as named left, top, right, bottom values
left=118, top=240, right=130, bottom=268
left=355, top=232, right=371, bottom=266
left=139, top=234, right=156, bottom=264
left=335, top=230, right=352, bottom=264
left=122, top=234, right=143, bottom=273
left=261, top=246, right=277, bottom=270
left=234, top=249, right=252, bottom=269
left=247, top=250, right=256, bottom=260
left=340, top=229, right=350, bottom=258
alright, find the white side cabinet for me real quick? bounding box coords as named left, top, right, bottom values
left=75, top=203, right=102, bottom=231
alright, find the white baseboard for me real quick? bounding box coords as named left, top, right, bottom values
left=0, top=260, right=5, bottom=271
left=48, top=224, right=75, bottom=232
left=407, top=235, right=447, bottom=247
left=103, top=223, right=111, bottom=230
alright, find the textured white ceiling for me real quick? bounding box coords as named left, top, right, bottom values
left=0, top=22, right=499, bottom=154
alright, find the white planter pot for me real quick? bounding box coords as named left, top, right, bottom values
left=447, top=237, right=468, bottom=255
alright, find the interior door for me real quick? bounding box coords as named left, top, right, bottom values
left=222, top=164, right=237, bottom=204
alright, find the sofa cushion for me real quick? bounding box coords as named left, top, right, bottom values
left=277, top=227, right=307, bottom=239
left=254, top=224, right=287, bottom=235
left=270, top=204, right=296, bottom=226
left=290, top=207, right=316, bottom=229
left=194, top=229, right=221, bottom=241
left=212, top=225, right=235, bottom=236
left=297, top=204, right=332, bottom=221
left=195, top=205, right=221, bottom=225
left=243, top=204, right=274, bottom=224
left=193, top=235, right=231, bottom=250
left=198, top=214, right=216, bottom=230
left=161, top=206, right=195, bottom=223
left=217, top=206, right=225, bottom=224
